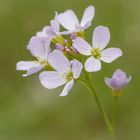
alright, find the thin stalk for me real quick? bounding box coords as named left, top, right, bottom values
left=82, top=71, right=116, bottom=139
left=111, top=97, right=118, bottom=128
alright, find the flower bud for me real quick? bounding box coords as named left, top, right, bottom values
left=70, top=33, right=77, bottom=40
left=105, top=69, right=131, bottom=97
left=55, top=44, right=64, bottom=50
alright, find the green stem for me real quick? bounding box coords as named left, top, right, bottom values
left=81, top=71, right=116, bottom=139
left=111, top=97, right=118, bottom=128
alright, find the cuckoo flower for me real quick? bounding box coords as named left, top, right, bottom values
left=73, top=26, right=122, bottom=72
left=105, top=69, right=131, bottom=95
left=39, top=50, right=83, bottom=96
left=105, top=69, right=131, bottom=96
left=56, top=5, right=95, bottom=34
left=37, top=19, right=60, bottom=40
left=16, top=37, right=51, bottom=77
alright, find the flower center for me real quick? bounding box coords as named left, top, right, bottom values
left=37, top=57, right=48, bottom=66
left=64, top=71, right=73, bottom=82
left=91, top=48, right=101, bottom=59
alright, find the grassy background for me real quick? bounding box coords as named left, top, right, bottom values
left=0, top=0, right=140, bottom=139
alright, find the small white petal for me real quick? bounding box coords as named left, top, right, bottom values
left=112, top=69, right=126, bottom=79
left=39, top=71, right=66, bottom=89
left=56, top=10, right=79, bottom=30
left=27, top=37, right=50, bottom=59
left=16, top=61, right=43, bottom=76
left=50, top=19, right=60, bottom=33
left=73, top=37, right=92, bottom=55
left=27, top=37, right=44, bottom=58
left=92, top=26, right=110, bottom=50
left=23, top=66, right=43, bottom=77
left=85, top=56, right=101, bottom=72
left=36, top=26, right=48, bottom=37
left=59, top=30, right=73, bottom=35
left=80, top=5, right=95, bottom=28
left=59, top=79, right=74, bottom=96
left=36, top=31, right=47, bottom=37
left=100, top=48, right=122, bottom=63
left=16, top=61, right=37, bottom=70
left=48, top=50, right=71, bottom=73
left=104, top=77, right=114, bottom=89
left=45, top=26, right=56, bottom=38
left=71, top=60, right=83, bottom=79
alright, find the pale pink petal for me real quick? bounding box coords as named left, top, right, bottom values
left=59, top=79, right=74, bottom=96
left=85, top=56, right=101, bottom=72
left=16, top=61, right=37, bottom=70
left=27, top=37, right=44, bottom=58
left=45, top=27, right=56, bottom=38
left=39, top=71, right=66, bottom=89
left=80, top=6, right=95, bottom=28
left=56, top=10, right=79, bottom=30
left=73, top=37, right=92, bottom=55
left=48, top=50, right=71, bottom=74
left=59, top=30, right=73, bottom=35
left=27, top=36, right=50, bottom=59
left=104, top=78, right=113, bottom=89
left=112, top=69, right=126, bottom=79
left=92, top=26, right=110, bottom=50
left=24, top=66, right=43, bottom=77
left=71, top=60, right=83, bottom=79
left=36, top=26, right=55, bottom=39
left=100, top=48, right=122, bottom=63
left=16, top=61, right=43, bottom=77
left=36, top=26, right=48, bottom=37
left=50, top=19, right=60, bottom=32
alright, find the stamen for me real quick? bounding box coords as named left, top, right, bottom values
left=63, top=71, right=73, bottom=82
left=91, top=48, right=101, bottom=59
left=37, top=57, right=48, bottom=66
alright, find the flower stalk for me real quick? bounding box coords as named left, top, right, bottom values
left=111, top=96, right=118, bottom=129
left=79, top=70, right=116, bottom=139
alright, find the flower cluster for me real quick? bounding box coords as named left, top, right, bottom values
left=16, top=5, right=130, bottom=96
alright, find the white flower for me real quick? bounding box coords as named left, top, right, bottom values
left=56, top=5, right=95, bottom=34
left=39, top=50, right=83, bottom=96
left=73, top=26, right=123, bottom=72
left=16, top=37, right=51, bottom=77
left=36, top=19, right=60, bottom=40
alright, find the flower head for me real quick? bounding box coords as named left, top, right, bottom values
left=105, top=69, right=131, bottom=96
left=16, top=37, right=51, bottom=77
left=39, top=50, right=83, bottom=96
left=56, top=6, right=95, bottom=34
left=73, top=26, right=122, bottom=72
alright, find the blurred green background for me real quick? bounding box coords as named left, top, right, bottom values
left=0, top=0, right=139, bottom=139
